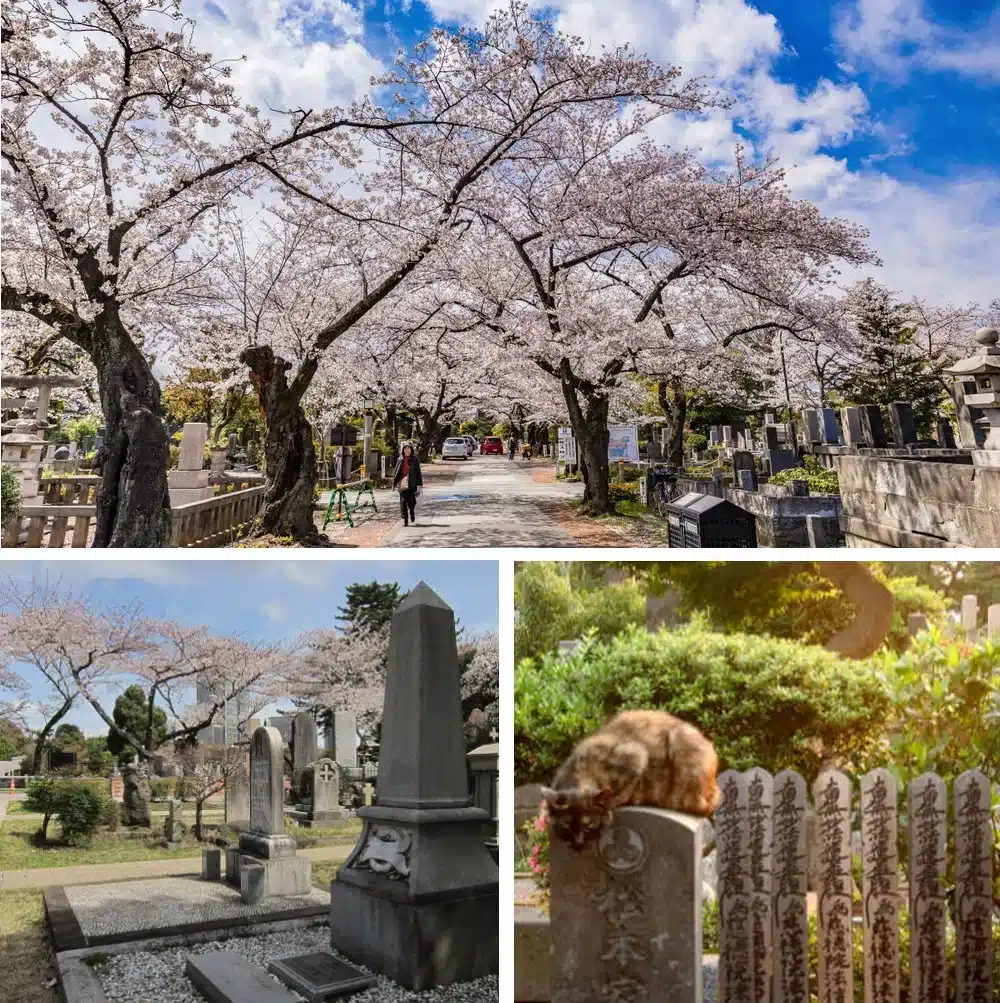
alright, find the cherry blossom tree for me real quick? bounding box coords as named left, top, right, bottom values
left=459, top=631, right=499, bottom=737
left=0, top=573, right=147, bottom=772
left=0, top=0, right=444, bottom=545
left=176, top=742, right=248, bottom=840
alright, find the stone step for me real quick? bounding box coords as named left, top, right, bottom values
left=185, top=950, right=297, bottom=1003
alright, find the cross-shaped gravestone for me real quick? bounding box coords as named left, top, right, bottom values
left=318, top=762, right=336, bottom=783
left=489, top=728, right=499, bottom=742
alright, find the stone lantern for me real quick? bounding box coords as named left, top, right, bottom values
left=1, top=418, right=47, bottom=506
left=943, top=327, right=1000, bottom=467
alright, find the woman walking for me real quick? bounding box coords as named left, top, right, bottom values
left=392, top=443, right=423, bottom=526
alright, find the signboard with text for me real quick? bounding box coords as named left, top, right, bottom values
left=557, top=427, right=578, bottom=464
left=608, top=424, right=639, bottom=463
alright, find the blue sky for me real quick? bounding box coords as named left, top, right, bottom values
left=185, top=0, right=997, bottom=306
left=1, top=559, right=498, bottom=737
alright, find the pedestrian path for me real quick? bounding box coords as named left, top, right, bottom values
left=382, top=456, right=584, bottom=547
left=0, top=842, right=353, bottom=891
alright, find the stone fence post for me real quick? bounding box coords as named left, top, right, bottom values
left=550, top=806, right=704, bottom=1003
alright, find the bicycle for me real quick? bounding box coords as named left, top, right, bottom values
left=651, top=467, right=682, bottom=519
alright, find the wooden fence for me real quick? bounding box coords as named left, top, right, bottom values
left=549, top=767, right=995, bottom=1003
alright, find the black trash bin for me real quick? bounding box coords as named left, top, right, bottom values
left=665, top=491, right=757, bottom=547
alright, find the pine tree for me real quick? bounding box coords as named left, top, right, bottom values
left=840, top=283, right=945, bottom=435
left=336, top=582, right=407, bottom=633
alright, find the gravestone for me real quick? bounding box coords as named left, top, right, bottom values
left=813, top=770, right=853, bottom=1003
left=224, top=753, right=250, bottom=826
left=772, top=770, right=808, bottom=1003
left=168, top=422, right=212, bottom=505
left=860, top=769, right=899, bottom=1003
left=936, top=419, right=957, bottom=449
left=363, top=783, right=373, bottom=806
left=54, top=444, right=70, bottom=460
left=328, top=583, right=498, bottom=991
left=907, top=612, right=929, bottom=636
left=737, top=468, right=756, bottom=492
left=122, top=764, right=151, bottom=827
left=745, top=769, right=774, bottom=1003
left=292, top=711, right=319, bottom=795
left=732, top=451, right=757, bottom=491
left=202, top=846, right=222, bottom=881
left=953, top=770, right=994, bottom=1003
left=331, top=711, right=359, bottom=769
left=268, top=953, right=375, bottom=1002
left=802, top=409, right=822, bottom=443
left=907, top=773, right=947, bottom=1003
left=961, top=594, right=979, bottom=641
left=550, top=807, right=703, bottom=1003
left=821, top=408, right=839, bottom=445
left=840, top=407, right=863, bottom=446
left=165, top=798, right=184, bottom=843
left=989, top=603, right=1000, bottom=639
left=186, top=951, right=297, bottom=1003
left=234, top=725, right=311, bottom=901
left=889, top=402, right=918, bottom=446
left=721, top=425, right=733, bottom=444
left=310, top=758, right=347, bottom=823
left=859, top=405, right=888, bottom=447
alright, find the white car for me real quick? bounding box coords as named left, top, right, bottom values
left=441, top=437, right=470, bottom=460
left=462, top=435, right=477, bottom=456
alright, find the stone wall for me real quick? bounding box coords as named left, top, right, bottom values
left=836, top=454, right=1000, bottom=547
left=723, top=486, right=842, bottom=547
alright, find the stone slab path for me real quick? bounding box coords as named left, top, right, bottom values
left=381, top=456, right=584, bottom=547
left=0, top=843, right=352, bottom=891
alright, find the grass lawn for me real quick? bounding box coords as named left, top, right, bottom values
left=1, top=812, right=361, bottom=870
left=311, top=859, right=340, bottom=889
left=0, top=890, right=60, bottom=1003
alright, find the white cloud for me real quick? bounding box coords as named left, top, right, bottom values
left=833, top=0, right=1000, bottom=84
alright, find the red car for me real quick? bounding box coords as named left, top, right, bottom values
left=481, top=436, right=504, bottom=455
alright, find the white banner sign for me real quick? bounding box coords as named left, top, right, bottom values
left=557, top=427, right=578, bottom=464
left=608, top=424, right=639, bottom=463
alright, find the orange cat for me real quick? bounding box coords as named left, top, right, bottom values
left=541, top=709, right=719, bottom=850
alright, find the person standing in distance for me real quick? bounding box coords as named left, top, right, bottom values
left=393, top=443, right=423, bottom=526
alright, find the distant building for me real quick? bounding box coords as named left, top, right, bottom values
left=195, top=678, right=259, bottom=746
left=268, top=713, right=295, bottom=746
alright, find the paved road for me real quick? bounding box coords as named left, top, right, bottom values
left=380, top=456, right=584, bottom=547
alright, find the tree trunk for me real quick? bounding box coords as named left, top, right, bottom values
left=416, top=414, right=439, bottom=462
left=385, top=405, right=399, bottom=464
left=195, top=798, right=204, bottom=842
left=562, top=381, right=611, bottom=514
left=657, top=377, right=687, bottom=467
left=91, top=311, right=171, bottom=547
left=241, top=347, right=326, bottom=543
left=30, top=696, right=75, bottom=774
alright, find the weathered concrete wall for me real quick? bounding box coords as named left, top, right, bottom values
left=724, top=486, right=842, bottom=547
left=811, top=444, right=973, bottom=470
left=835, top=455, right=1000, bottom=547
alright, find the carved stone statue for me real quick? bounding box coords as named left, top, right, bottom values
left=122, top=763, right=151, bottom=827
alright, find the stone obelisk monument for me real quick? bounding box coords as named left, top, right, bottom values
left=328, top=583, right=499, bottom=989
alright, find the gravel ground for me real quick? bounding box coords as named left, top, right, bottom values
left=98, top=926, right=499, bottom=1003
left=66, top=878, right=329, bottom=936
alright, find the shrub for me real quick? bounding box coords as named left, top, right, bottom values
left=769, top=455, right=839, bottom=494
left=58, top=786, right=106, bottom=844
left=608, top=481, right=639, bottom=505
left=150, top=778, right=175, bottom=800
left=514, top=622, right=891, bottom=787
left=24, top=777, right=63, bottom=842
left=684, top=432, right=708, bottom=453
left=514, top=562, right=645, bottom=664
left=1, top=463, right=23, bottom=527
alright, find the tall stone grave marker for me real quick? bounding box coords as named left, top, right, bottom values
left=889, top=401, right=917, bottom=445
left=821, top=408, right=839, bottom=445
left=328, top=583, right=498, bottom=990
left=292, top=711, right=318, bottom=796
left=716, top=770, right=752, bottom=1003
left=233, top=726, right=311, bottom=901
left=167, top=422, right=212, bottom=506
left=331, top=711, right=359, bottom=769
left=859, top=406, right=888, bottom=447
left=840, top=407, right=863, bottom=446
left=550, top=807, right=703, bottom=1003
left=961, top=594, right=979, bottom=641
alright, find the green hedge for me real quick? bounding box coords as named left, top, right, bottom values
left=1, top=463, right=23, bottom=527
left=515, top=622, right=892, bottom=786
